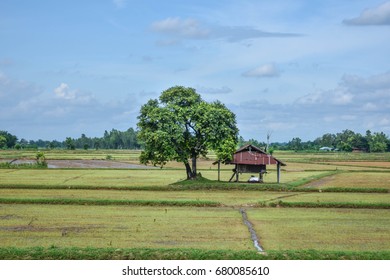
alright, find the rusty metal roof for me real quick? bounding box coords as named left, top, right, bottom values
left=231, top=144, right=286, bottom=166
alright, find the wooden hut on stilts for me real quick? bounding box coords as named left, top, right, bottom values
left=223, top=144, right=286, bottom=183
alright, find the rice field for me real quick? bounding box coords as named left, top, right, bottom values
left=0, top=168, right=335, bottom=187
left=0, top=149, right=389, bottom=259
left=248, top=208, right=390, bottom=251
left=302, top=172, right=390, bottom=190
left=0, top=189, right=283, bottom=207
left=0, top=205, right=251, bottom=250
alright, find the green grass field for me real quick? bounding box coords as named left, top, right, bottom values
left=0, top=168, right=335, bottom=187
left=0, top=149, right=389, bottom=259
left=0, top=189, right=283, bottom=207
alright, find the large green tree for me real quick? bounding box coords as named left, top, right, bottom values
left=368, top=131, right=388, bottom=152
left=137, top=86, right=238, bottom=179
left=0, top=131, right=18, bottom=148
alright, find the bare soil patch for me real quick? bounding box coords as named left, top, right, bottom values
left=48, top=159, right=157, bottom=169
left=1, top=159, right=156, bottom=169
left=326, top=161, right=390, bottom=169
left=301, top=175, right=337, bottom=188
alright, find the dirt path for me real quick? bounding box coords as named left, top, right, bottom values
left=301, top=175, right=336, bottom=188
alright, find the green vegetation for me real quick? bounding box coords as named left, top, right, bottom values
left=1, top=247, right=389, bottom=260
left=0, top=197, right=221, bottom=207
left=0, top=162, right=47, bottom=169
left=0, top=152, right=47, bottom=169
left=0, top=149, right=389, bottom=259
left=2, top=128, right=140, bottom=150
left=137, top=86, right=238, bottom=179
left=0, top=189, right=284, bottom=207
left=0, top=131, right=18, bottom=149
left=2, top=126, right=390, bottom=153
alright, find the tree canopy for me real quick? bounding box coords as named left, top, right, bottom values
left=137, top=86, right=238, bottom=179
left=0, top=131, right=18, bottom=149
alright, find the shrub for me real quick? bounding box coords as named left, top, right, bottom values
left=36, top=152, right=48, bottom=167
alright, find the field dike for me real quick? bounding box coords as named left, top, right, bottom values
left=240, top=208, right=264, bottom=252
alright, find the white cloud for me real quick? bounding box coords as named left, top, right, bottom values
left=342, top=72, right=390, bottom=92
left=233, top=70, right=390, bottom=141
left=53, top=83, right=97, bottom=105
left=213, top=25, right=300, bottom=42
left=151, top=17, right=300, bottom=43
left=242, top=63, right=280, bottom=78
left=54, top=83, right=76, bottom=100
left=151, top=17, right=210, bottom=39
left=0, top=73, right=140, bottom=140
left=343, top=1, right=390, bottom=25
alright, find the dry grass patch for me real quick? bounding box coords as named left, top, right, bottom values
left=0, top=205, right=252, bottom=250
left=248, top=208, right=390, bottom=251
left=279, top=192, right=390, bottom=204
left=302, top=172, right=390, bottom=190
left=0, top=169, right=185, bottom=187
left=0, top=168, right=327, bottom=187
left=326, top=161, right=390, bottom=169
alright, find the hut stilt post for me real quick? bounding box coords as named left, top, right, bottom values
left=217, top=160, right=221, bottom=181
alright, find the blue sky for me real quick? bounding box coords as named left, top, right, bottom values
left=1, top=0, right=390, bottom=142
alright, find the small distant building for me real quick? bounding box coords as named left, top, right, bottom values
left=319, top=147, right=333, bottom=151
left=227, top=144, right=286, bottom=183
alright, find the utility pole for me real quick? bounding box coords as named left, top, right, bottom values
left=266, top=130, right=272, bottom=152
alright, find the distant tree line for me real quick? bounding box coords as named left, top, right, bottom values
left=63, top=128, right=141, bottom=150
left=239, top=129, right=390, bottom=153
left=0, top=128, right=141, bottom=150
left=1, top=128, right=390, bottom=152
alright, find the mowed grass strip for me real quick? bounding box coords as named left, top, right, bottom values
left=0, top=189, right=286, bottom=207
left=0, top=205, right=252, bottom=251
left=247, top=208, right=390, bottom=251
left=1, top=247, right=390, bottom=260
left=0, top=197, right=220, bottom=207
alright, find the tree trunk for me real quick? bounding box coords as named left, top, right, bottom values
left=184, top=162, right=193, bottom=180
left=183, top=157, right=198, bottom=180
left=191, top=156, right=197, bottom=178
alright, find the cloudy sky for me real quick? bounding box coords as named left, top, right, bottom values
left=1, top=0, right=389, bottom=142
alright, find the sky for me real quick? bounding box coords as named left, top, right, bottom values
left=1, top=0, right=390, bottom=142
